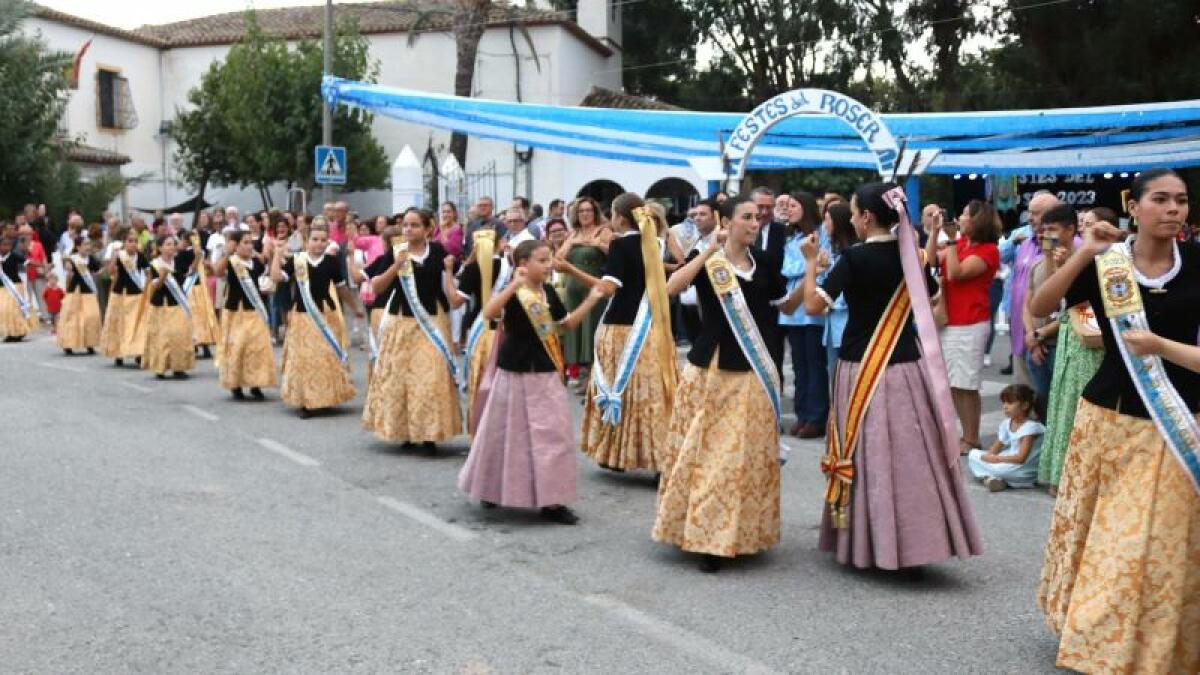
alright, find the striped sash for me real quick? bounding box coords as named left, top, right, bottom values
left=395, top=244, right=458, bottom=381
left=0, top=268, right=30, bottom=319
left=153, top=259, right=192, bottom=318
left=294, top=253, right=346, bottom=364
left=591, top=296, right=651, bottom=426
left=822, top=282, right=911, bottom=528
left=231, top=257, right=270, bottom=325
left=119, top=252, right=146, bottom=291
left=1098, top=242, right=1200, bottom=494
left=71, top=256, right=98, bottom=295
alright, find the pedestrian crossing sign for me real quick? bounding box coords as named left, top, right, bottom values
left=315, top=145, right=347, bottom=185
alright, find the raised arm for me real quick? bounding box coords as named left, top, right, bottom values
left=482, top=267, right=525, bottom=321
left=1029, top=222, right=1121, bottom=318
left=560, top=285, right=606, bottom=331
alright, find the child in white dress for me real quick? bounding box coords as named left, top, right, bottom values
left=968, top=384, right=1045, bottom=491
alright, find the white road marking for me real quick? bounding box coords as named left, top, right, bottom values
left=181, top=404, right=220, bottom=422
left=376, top=496, right=478, bottom=543
left=257, top=438, right=320, bottom=467
left=582, top=594, right=782, bottom=675
left=119, top=381, right=153, bottom=394
left=37, top=361, right=86, bottom=374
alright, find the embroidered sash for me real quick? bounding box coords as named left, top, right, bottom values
left=821, top=282, right=910, bottom=528
left=590, top=209, right=675, bottom=426
left=119, top=252, right=146, bottom=291
left=294, top=252, right=347, bottom=364
left=703, top=250, right=782, bottom=422
left=231, top=257, right=270, bottom=325
left=0, top=266, right=30, bottom=319
left=394, top=243, right=458, bottom=381
left=152, top=259, right=192, bottom=317
left=183, top=234, right=207, bottom=294
left=1098, top=243, right=1200, bottom=494
left=515, top=284, right=565, bottom=376
left=71, top=255, right=98, bottom=295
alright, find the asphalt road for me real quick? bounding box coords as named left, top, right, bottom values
left=0, top=331, right=1067, bottom=674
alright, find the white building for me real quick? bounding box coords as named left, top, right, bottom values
left=26, top=1, right=704, bottom=220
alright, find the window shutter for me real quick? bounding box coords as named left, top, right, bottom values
left=114, top=75, right=138, bottom=130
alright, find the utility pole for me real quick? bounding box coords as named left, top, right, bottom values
left=321, top=0, right=334, bottom=208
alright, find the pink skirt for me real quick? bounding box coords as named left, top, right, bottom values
left=819, top=359, right=983, bottom=569
left=458, top=368, right=577, bottom=508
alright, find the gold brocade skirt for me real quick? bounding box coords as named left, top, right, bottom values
left=100, top=292, right=145, bottom=358
left=1037, top=400, right=1199, bottom=674
left=142, top=305, right=195, bottom=374
left=280, top=309, right=355, bottom=410
left=188, top=284, right=219, bottom=346
left=219, top=308, right=277, bottom=390
left=652, top=359, right=781, bottom=557
left=466, top=327, right=496, bottom=434
left=56, top=292, right=101, bottom=350
left=0, top=282, right=33, bottom=338
left=363, top=313, right=462, bottom=443
left=580, top=324, right=675, bottom=472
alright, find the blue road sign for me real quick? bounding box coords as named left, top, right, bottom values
left=315, top=145, right=347, bottom=185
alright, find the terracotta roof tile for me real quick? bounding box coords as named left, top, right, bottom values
left=579, top=86, right=683, bottom=111
left=54, top=140, right=132, bottom=166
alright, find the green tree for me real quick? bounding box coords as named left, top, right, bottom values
left=171, top=11, right=388, bottom=211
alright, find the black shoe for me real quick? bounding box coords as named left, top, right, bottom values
left=401, top=441, right=415, bottom=449
left=173, top=371, right=189, bottom=380
left=698, top=554, right=723, bottom=573
left=134, top=356, right=141, bottom=366
left=599, top=463, right=625, bottom=473
left=200, top=346, right=212, bottom=359
left=155, top=373, right=166, bottom=380
left=115, top=358, right=124, bottom=367
left=63, top=348, right=73, bottom=355
left=999, top=365, right=1013, bottom=375
left=86, top=347, right=95, bottom=355
left=654, top=472, right=663, bottom=489
left=540, top=505, right=579, bottom=525
left=422, top=441, right=437, bottom=456
left=481, top=500, right=497, bottom=510
left=249, top=387, right=265, bottom=401
left=232, top=388, right=246, bottom=401
left=298, top=407, right=313, bottom=419
left=3, top=336, right=22, bottom=343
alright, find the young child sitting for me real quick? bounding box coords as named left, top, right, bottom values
left=968, top=384, right=1045, bottom=491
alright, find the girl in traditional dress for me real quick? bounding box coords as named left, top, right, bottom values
left=458, top=239, right=606, bottom=524
left=565, top=193, right=677, bottom=475
left=1033, top=168, right=1199, bottom=675
left=0, top=234, right=34, bottom=342
left=100, top=229, right=149, bottom=366
left=361, top=208, right=461, bottom=450
left=801, top=182, right=982, bottom=570
left=142, top=234, right=198, bottom=379
left=556, top=196, right=612, bottom=388
left=215, top=231, right=277, bottom=401
left=184, top=231, right=220, bottom=359
left=270, top=228, right=358, bottom=419
left=447, top=227, right=510, bottom=433
left=653, top=195, right=806, bottom=572
left=58, top=237, right=102, bottom=355
left=1035, top=209, right=1107, bottom=495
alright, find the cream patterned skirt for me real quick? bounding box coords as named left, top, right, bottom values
left=57, top=292, right=101, bottom=350
left=219, top=308, right=277, bottom=390
left=363, top=313, right=461, bottom=443
left=100, top=291, right=145, bottom=358
left=280, top=309, right=355, bottom=409
left=142, top=305, right=195, bottom=374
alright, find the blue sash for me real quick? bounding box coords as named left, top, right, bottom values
left=590, top=295, right=652, bottom=426
left=153, top=259, right=192, bottom=318
left=293, top=253, right=347, bottom=364
left=119, top=252, right=146, bottom=291
left=182, top=273, right=198, bottom=295
left=0, top=268, right=30, bottom=319
left=704, top=251, right=783, bottom=423
left=1099, top=242, right=1200, bottom=493
left=232, top=257, right=270, bottom=325
left=71, top=256, right=98, bottom=295
left=367, top=290, right=397, bottom=365
left=396, top=250, right=458, bottom=382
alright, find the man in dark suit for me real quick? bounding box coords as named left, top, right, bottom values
left=749, top=187, right=788, bottom=381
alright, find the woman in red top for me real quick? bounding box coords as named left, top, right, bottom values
left=927, top=200, right=1001, bottom=454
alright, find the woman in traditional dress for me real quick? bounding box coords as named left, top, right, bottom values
left=556, top=196, right=612, bottom=388
left=361, top=208, right=461, bottom=451
left=215, top=231, right=277, bottom=401
left=1033, top=168, right=1199, bottom=675
left=447, top=227, right=510, bottom=433
left=0, top=234, right=34, bottom=342
left=565, top=193, right=677, bottom=475
left=183, top=231, right=220, bottom=359
left=801, top=181, right=982, bottom=570
left=458, top=239, right=606, bottom=524
left=270, top=228, right=358, bottom=418
left=57, top=237, right=102, bottom=355
left=142, top=234, right=197, bottom=379
left=653, top=195, right=806, bottom=572
left=100, top=228, right=149, bottom=366
left=1035, top=208, right=1107, bottom=495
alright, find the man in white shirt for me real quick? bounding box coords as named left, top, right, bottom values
left=500, top=207, right=535, bottom=250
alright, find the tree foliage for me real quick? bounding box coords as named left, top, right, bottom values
left=171, top=11, right=388, bottom=210
left=0, top=0, right=124, bottom=220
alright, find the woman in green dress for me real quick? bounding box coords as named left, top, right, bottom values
left=556, top=196, right=612, bottom=388
left=1036, top=208, right=1108, bottom=494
